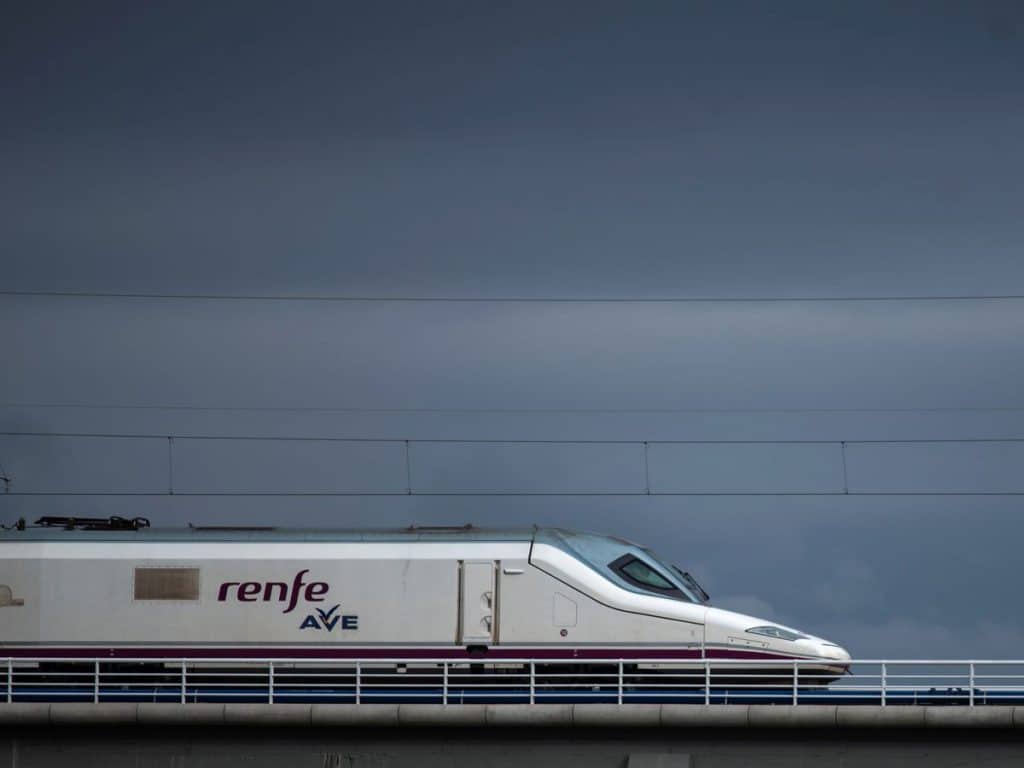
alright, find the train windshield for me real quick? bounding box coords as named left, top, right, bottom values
left=603, top=553, right=697, bottom=602
left=538, top=529, right=708, bottom=603
left=608, top=554, right=686, bottom=599
left=639, top=549, right=709, bottom=604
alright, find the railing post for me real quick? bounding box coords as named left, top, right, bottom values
left=6, top=657, right=11, bottom=704
left=355, top=661, right=361, bottom=705
left=617, top=660, right=624, bottom=706
left=881, top=663, right=887, bottom=707
left=268, top=660, right=275, bottom=704
left=443, top=661, right=449, bottom=706
left=181, top=659, right=187, bottom=704
left=529, top=660, right=535, bottom=705
left=704, top=660, right=711, bottom=706
left=792, top=660, right=798, bottom=705
left=969, top=662, right=975, bottom=707
left=94, top=659, right=100, bottom=704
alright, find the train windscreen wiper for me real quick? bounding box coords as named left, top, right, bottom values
left=672, top=566, right=710, bottom=604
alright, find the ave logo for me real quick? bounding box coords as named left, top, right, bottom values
left=299, top=604, right=359, bottom=632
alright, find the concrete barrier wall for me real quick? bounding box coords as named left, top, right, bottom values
left=4, top=703, right=1024, bottom=728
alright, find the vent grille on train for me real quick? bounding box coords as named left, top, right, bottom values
left=0, top=584, right=25, bottom=606
left=134, top=567, right=200, bottom=601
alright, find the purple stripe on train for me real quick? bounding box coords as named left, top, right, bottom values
left=0, top=646, right=825, bottom=661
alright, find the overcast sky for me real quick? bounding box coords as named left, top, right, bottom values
left=3, top=1, right=1024, bottom=657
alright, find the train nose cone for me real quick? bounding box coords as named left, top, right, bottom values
left=820, top=643, right=851, bottom=662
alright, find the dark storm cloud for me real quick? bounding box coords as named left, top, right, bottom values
left=2, top=1, right=1024, bottom=656
left=3, top=1, right=1024, bottom=297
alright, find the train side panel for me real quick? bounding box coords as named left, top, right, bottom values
left=0, top=541, right=528, bottom=649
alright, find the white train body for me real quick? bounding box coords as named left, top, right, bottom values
left=0, top=525, right=849, bottom=674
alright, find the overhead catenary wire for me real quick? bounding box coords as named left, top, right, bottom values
left=5, top=403, right=1024, bottom=415
left=4, top=289, right=1024, bottom=303
left=3, top=430, right=1024, bottom=444
left=4, top=290, right=1024, bottom=303
left=1, top=490, right=1023, bottom=497
left=1, top=434, right=1021, bottom=498
left=5, top=293, right=1021, bottom=500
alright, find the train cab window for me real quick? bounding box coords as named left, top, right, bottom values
left=608, top=555, right=688, bottom=601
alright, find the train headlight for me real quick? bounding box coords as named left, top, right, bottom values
left=745, top=625, right=807, bottom=642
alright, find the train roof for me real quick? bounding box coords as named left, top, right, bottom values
left=0, top=518, right=708, bottom=602
left=0, top=519, right=587, bottom=544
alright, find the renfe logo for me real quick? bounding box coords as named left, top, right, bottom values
left=217, top=569, right=328, bottom=614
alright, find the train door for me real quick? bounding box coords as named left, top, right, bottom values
left=459, top=560, right=495, bottom=646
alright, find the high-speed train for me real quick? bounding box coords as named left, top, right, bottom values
left=0, top=518, right=850, bottom=681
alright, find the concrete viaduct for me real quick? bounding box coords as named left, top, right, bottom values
left=3, top=703, right=1024, bottom=767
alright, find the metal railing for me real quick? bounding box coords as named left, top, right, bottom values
left=3, top=658, right=1023, bottom=706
